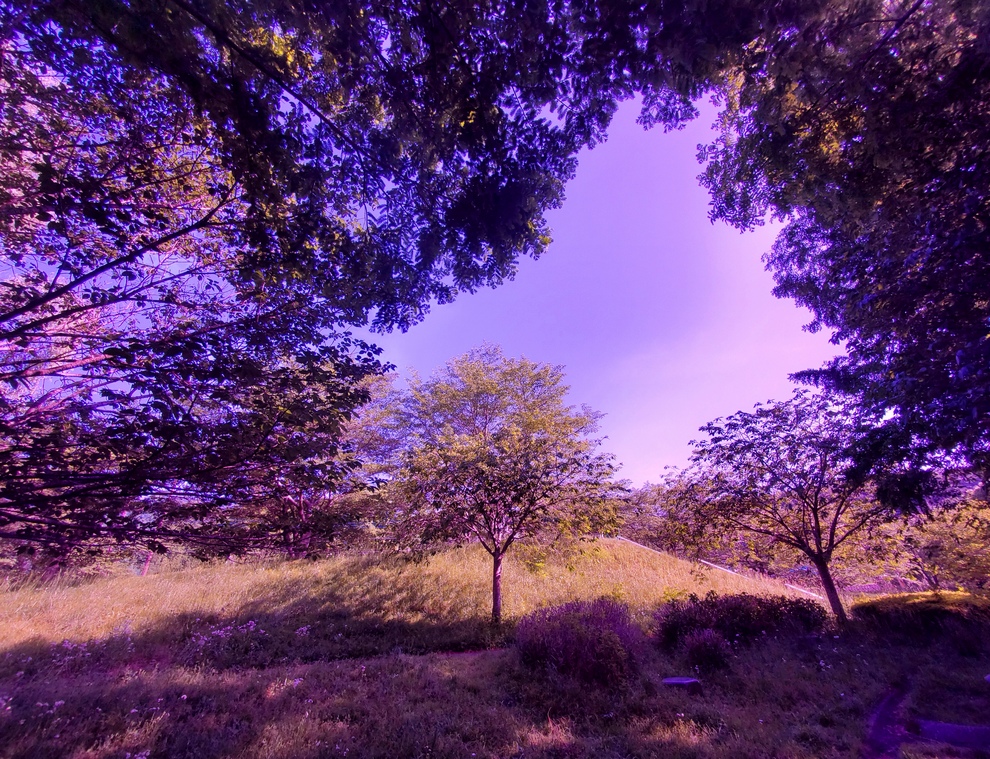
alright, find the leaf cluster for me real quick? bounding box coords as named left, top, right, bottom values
left=697, top=0, right=990, bottom=466
left=392, top=345, right=623, bottom=556
left=0, top=0, right=665, bottom=559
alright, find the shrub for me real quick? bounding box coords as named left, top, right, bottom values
left=682, top=628, right=731, bottom=672
left=515, top=597, right=641, bottom=685
left=851, top=592, right=990, bottom=646
left=654, top=592, right=827, bottom=650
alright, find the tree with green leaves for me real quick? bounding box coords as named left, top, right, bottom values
left=10, top=0, right=984, bottom=563
left=844, top=478, right=990, bottom=593
left=397, top=345, right=621, bottom=624
left=621, top=475, right=792, bottom=576
left=688, top=391, right=890, bottom=624
left=696, top=0, right=990, bottom=478
left=0, top=0, right=668, bottom=560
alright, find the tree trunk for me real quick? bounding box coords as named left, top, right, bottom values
left=491, top=550, right=503, bottom=625
left=811, top=555, right=848, bottom=626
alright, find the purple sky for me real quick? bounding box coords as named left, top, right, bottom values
left=370, top=101, right=841, bottom=486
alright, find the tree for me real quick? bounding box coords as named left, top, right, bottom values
left=5, top=0, right=891, bottom=561
left=2, top=0, right=676, bottom=557
left=622, top=475, right=793, bottom=576
left=896, top=501, right=990, bottom=592
left=688, top=391, right=890, bottom=624
left=696, top=0, right=990, bottom=474
left=397, top=345, right=620, bottom=624
left=850, top=480, right=990, bottom=592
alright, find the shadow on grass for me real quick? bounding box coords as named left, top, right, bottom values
left=0, top=567, right=508, bottom=680
left=3, top=581, right=989, bottom=759
left=0, top=643, right=758, bottom=759
left=0, top=644, right=633, bottom=759
left=0, top=556, right=526, bottom=757
left=0, top=651, right=520, bottom=759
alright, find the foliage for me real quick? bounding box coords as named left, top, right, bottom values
left=3, top=0, right=683, bottom=559
left=620, top=478, right=715, bottom=559
left=211, top=375, right=413, bottom=559
left=396, top=344, right=622, bottom=622
left=515, top=597, right=641, bottom=684
left=844, top=491, right=990, bottom=593
left=697, top=0, right=990, bottom=470
left=9, top=0, right=985, bottom=571
left=626, top=471, right=989, bottom=595
left=894, top=498, right=990, bottom=592
left=654, top=592, right=827, bottom=651
left=688, top=390, right=892, bottom=622
left=2, top=1, right=406, bottom=560
left=851, top=592, right=990, bottom=648
left=621, top=476, right=795, bottom=576
left=681, top=628, right=732, bottom=672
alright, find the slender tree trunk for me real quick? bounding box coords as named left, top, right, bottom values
left=811, top=555, right=848, bottom=626
left=491, top=549, right=503, bottom=625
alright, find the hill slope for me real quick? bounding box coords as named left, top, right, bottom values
left=1, top=542, right=987, bottom=759
left=0, top=538, right=801, bottom=658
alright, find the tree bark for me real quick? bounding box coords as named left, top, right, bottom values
left=811, top=555, right=848, bottom=626
left=491, top=550, right=503, bottom=625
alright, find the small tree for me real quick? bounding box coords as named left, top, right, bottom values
left=688, top=391, right=889, bottom=624
left=398, top=345, right=620, bottom=624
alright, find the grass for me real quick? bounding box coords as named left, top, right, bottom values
left=0, top=540, right=987, bottom=759
left=0, top=538, right=798, bottom=661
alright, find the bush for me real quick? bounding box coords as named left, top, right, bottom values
left=654, top=592, right=827, bottom=650
left=682, top=628, right=731, bottom=672
left=851, top=592, right=990, bottom=646
left=515, top=597, right=641, bottom=685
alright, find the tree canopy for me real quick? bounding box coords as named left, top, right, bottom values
left=396, top=345, right=620, bottom=623
left=5, top=0, right=989, bottom=562
left=697, top=0, right=990, bottom=472
left=0, top=0, right=661, bottom=558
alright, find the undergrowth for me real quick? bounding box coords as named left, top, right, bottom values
left=654, top=592, right=829, bottom=651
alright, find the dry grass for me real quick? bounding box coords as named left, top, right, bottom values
left=1, top=543, right=986, bottom=759
left=505, top=538, right=803, bottom=614
left=0, top=538, right=801, bottom=656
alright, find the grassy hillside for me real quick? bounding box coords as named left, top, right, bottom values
left=0, top=538, right=798, bottom=660
left=1, top=540, right=987, bottom=759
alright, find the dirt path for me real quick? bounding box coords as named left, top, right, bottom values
left=862, top=688, right=914, bottom=758
left=862, top=684, right=990, bottom=757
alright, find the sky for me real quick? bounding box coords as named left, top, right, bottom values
left=367, top=101, right=842, bottom=486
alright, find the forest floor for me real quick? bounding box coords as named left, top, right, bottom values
left=0, top=540, right=987, bottom=759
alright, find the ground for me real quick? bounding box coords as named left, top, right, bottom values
left=0, top=541, right=987, bottom=758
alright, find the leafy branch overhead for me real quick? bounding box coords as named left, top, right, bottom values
left=697, top=0, right=990, bottom=469
left=0, top=0, right=656, bottom=557
left=3, top=0, right=988, bottom=564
